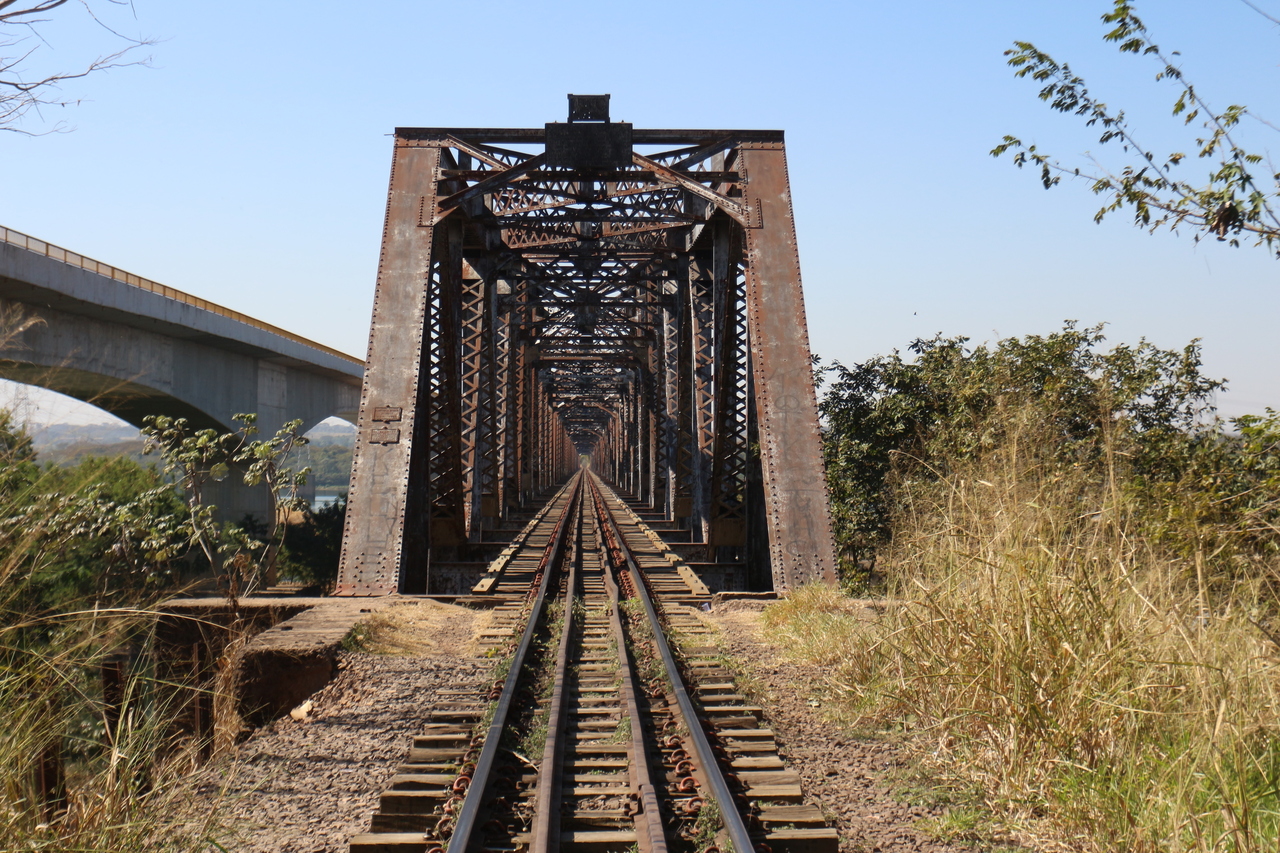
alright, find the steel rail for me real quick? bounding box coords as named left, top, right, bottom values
left=587, top=473, right=757, bottom=853
left=529, top=501, right=581, bottom=853
left=446, top=474, right=582, bottom=853
left=595, top=508, right=669, bottom=853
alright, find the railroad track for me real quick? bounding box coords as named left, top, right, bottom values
left=351, top=472, right=837, bottom=853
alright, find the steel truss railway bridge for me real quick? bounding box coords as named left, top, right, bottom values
left=337, top=96, right=837, bottom=596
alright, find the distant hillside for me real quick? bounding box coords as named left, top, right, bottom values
left=27, top=419, right=354, bottom=482
left=41, top=439, right=153, bottom=469
left=29, top=423, right=141, bottom=450
left=306, top=420, right=355, bottom=447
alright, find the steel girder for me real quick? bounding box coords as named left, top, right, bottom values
left=335, top=99, right=836, bottom=594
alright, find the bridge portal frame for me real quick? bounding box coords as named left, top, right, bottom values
left=336, top=107, right=836, bottom=595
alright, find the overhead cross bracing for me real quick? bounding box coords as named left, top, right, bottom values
left=335, top=95, right=837, bottom=596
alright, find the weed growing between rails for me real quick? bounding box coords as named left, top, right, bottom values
left=767, top=438, right=1280, bottom=852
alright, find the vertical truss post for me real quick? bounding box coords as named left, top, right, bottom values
left=493, top=286, right=512, bottom=516
left=661, top=294, right=679, bottom=520
left=673, top=273, right=695, bottom=526
left=548, top=411, right=556, bottom=483
left=560, top=417, right=567, bottom=479
left=642, top=294, right=659, bottom=511
left=612, top=413, right=622, bottom=485
left=425, top=219, right=467, bottom=551
left=624, top=377, right=636, bottom=495
left=477, top=275, right=500, bottom=530
left=556, top=414, right=565, bottom=480
left=737, top=142, right=838, bottom=587
left=539, top=377, right=552, bottom=492
left=644, top=343, right=660, bottom=511
left=532, top=375, right=544, bottom=493
left=517, top=346, right=532, bottom=506
left=708, top=222, right=749, bottom=554
left=459, top=266, right=487, bottom=542
left=689, top=265, right=715, bottom=543
left=744, top=350, right=772, bottom=588
left=633, top=374, right=643, bottom=496
left=336, top=141, right=442, bottom=596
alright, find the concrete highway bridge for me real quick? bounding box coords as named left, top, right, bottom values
left=0, top=225, right=362, bottom=518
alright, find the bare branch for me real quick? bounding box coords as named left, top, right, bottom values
left=0, top=0, right=150, bottom=133
left=1238, top=0, right=1280, bottom=27
left=0, top=2, right=71, bottom=23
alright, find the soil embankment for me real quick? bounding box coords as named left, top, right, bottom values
left=194, top=601, right=487, bottom=852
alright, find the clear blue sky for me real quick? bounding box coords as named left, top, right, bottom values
left=2, top=0, right=1277, bottom=425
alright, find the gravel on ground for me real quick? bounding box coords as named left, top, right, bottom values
left=191, top=598, right=987, bottom=853
left=195, top=600, right=490, bottom=853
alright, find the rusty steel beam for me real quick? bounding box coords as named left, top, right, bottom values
left=335, top=142, right=441, bottom=595
left=337, top=98, right=836, bottom=595
left=737, top=143, right=838, bottom=587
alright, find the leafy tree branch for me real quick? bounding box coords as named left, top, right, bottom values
left=992, top=0, right=1280, bottom=255
left=141, top=414, right=310, bottom=610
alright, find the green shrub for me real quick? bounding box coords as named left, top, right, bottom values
left=780, top=324, right=1280, bottom=851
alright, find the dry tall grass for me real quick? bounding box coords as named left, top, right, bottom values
left=0, top=604, right=236, bottom=850
left=0, top=303, right=236, bottom=848
left=767, top=431, right=1280, bottom=851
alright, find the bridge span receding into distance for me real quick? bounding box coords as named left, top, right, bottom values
left=0, top=225, right=364, bottom=518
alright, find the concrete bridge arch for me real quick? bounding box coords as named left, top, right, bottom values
left=0, top=227, right=363, bottom=519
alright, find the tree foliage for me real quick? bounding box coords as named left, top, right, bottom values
left=279, top=494, right=346, bottom=591
left=819, top=322, right=1280, bottom=582
left=301, top=442, right=353, bottom=489
left=0, top=414, right=190, bottom=612
left=992, top=1, right=1280, bottom=254
left=140, top=413, right=311, bottom=604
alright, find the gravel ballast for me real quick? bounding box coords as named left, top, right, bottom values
left=701, top=603, right=973, bottom=853
left=196, top=601, right=488, bottom=853
left=194, top=599, right=980, bottom=853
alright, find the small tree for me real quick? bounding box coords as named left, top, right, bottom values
left=141, top=414, right=310, bottom=611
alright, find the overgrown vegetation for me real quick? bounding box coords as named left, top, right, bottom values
left=690, top=795, right=725, bottom=853
left=0, top=418, right=226, bottom=848
left=773, top=323, right=1280, bottom=851
left=819, top=322, right=1275, bottom=581
left=0, top=303, right=325, bottom=847
left=517, top=599, right=566, bottom=759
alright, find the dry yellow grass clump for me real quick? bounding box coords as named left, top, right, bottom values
left=345, top=599, right=483, bottom=657
left=767, top=449, right=1280, bottom=852
left=0, top=605, right=234, bottom=851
